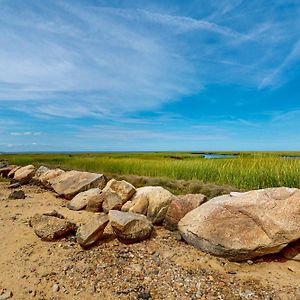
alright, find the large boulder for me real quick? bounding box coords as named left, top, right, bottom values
left=102, top=179, right=136, bottom=213
left=48, top=170, right=105, bottom=200
left=122, top=186, right=174, bottom=224
left=31, top=166, right=50, bottom=185
left=39, top=168, right=65, bottom=188
left=163, top=194, right=207, bottom=231
left=30, top=211, right=76, bottom=241
left=76, top=214, right=109, bottom=247
left=67, top=188, right=101, bottom=211
left=109, top=210, right=153, bottom=243
left=14, top=165, right=35, bottom=184
left=178, top=187, right=300, bottom=261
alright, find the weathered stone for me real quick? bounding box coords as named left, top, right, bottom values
left=103, top=179, right=136, bottom=202
left=102, top=179, right=136, bottom=213
left=0, top=165, right=16, bottom=177
left=85, top=190, right=105, bottom=212
left=67, top=188, right=101, bottom=211
left=102, top=191, right=123, bottom=213
left=48, top=170, right=105, bottom=200
left=109, top=210, right=153, bottom=243
left=8, top=182, right=21, bottom=189
left=39, top=169, right=65, bottom=188
left=14, top=165, right=35, bottom=184
left=8, top=190, right=25, bottom=199
left=178, top=187, right=300, bottom=261
left=76, top=214, right=109, bottom=247
left=30, top=213, right=76, bottom=241
left=35, top=166, right=50, bottom=178
left=124, top=186, right=174, bottom=224
left=7, top=166, right=21, bottom=178
left=163, top=194, right=207, bottom=231
left=282, top=242, right=300, bottom=261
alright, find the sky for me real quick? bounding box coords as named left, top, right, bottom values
left=1, top=0, right=300, bottom=152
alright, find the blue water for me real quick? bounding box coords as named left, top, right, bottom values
left=202, top=154, right=237, bottom=159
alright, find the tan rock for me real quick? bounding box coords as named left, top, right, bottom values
left=67, top=188, right=101, bottom=211
left=48, top=170, right=105, bottom=199
left=76, top=214, right=109, bottom=247
left=7, top=166, right=21, bottom=178
left=102, top=179, right=136, bottom=213
left=86, top=191, right=105, bottom=212
left=282, top=242, right=300, bottom=261
left=178, top=187, right=300, bottom=261
left=39, top=169, right=65, bottom=188
left=30, top=212, right=76, bottom=241
left=163, top=194, right=207, bottom=231
left=14, top=165, right=35, bottom=184
left=109, top=210, right=153, bottom=242
left=126, top=186, right=174, bottom=224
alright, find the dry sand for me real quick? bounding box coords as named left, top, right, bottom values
left=1, top=182, right=300, bottom=299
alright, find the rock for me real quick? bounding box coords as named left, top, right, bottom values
left=0, top=291, right=13, bottom=300
left=109, top=210, right=153, bottom=243
left=14, top=165, right=35, bottom=184
left=178, top=187, right=300, bottom=261
left=39, top=168, right=65, bottom=188
left=52, top=284, right=60, bottom=292
left=8, top=190, right=25, bottom=199
left=30, top=213, right=76, bottom=241
left=8, top=182, right=21, bottom=189
left=67, top=188, right=101, bottom=211
left=102, top=179, right=136, bottom=213
left=122, top=186, right=174, bottom=224
left=282, top=242, right=300, bottom=261
left=76, top=214, right=109, bottom=247
left=0, top=162, right=7, bottom=168
left=0, top=165, right=16, bottom=177
left=48, top=170, right=105, bottom=200
left=35, top=166, right=50, bottom=178
left=7, top=166, right=21, bottom=178
left=85, top=190, right=105, bottom=212
left=163, top=194, right=207, bottom=231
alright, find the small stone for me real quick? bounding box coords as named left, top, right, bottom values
left=0, top=291, right=13, bottom=300
left=8, top=182, right=21, bottom=189
left=8, top=190, right=25, bottom=200
left=247, top=260, right=254, bottom=265
left=52, top=284, right=60, bottom=292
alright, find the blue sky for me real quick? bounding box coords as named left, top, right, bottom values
left=1, top=0, right=300, bottom=152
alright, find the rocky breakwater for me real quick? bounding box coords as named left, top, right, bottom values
left=3, top=163, right=300, bottom=264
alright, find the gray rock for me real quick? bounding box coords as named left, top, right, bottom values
left=76, top=214, right=109, bottom=247
left=179, top=187, right=300, bottom=261
left=30, top=213, right=76, bottom=241
left=8, top=182, right=21, bottom=189
left=0, top=291, right=13, bottom=300
left=8, top=190, right=25, bottom=199
left=109, top=210, right=153, bottom=243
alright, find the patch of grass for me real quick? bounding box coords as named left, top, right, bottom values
left=1, top=152, right=300, bottom=191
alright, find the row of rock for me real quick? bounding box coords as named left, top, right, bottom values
left=2, top=163, right=300, bottom=262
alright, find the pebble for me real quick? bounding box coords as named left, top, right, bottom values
left=0, top=291, right=13, bottom=300
left=52, top=284, right=60, bottom=292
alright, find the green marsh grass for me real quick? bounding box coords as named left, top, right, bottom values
left=1, top=152, right=300, bottom=190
